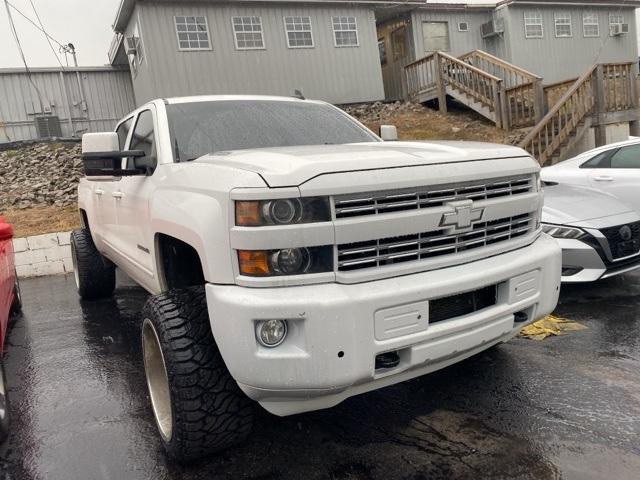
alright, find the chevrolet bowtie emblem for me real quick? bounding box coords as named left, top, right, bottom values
left=440, top=200, right=484, bottom=231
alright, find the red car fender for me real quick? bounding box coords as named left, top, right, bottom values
left=0, top=221, right=15, bottom=353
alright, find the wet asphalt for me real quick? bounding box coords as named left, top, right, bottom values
left=1, top=271, right=639, bottom=480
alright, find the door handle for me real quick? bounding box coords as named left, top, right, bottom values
left=95, top=189, right=104, bottom=196
left=593, top=175, right=614, bottom=182
left=112, top=191, right=124, bottom=199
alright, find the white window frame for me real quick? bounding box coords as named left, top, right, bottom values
left=583, top=11, right=600, bottom=37
left=524, top=11, right=543, bottom=38
left=554, top=12, right=572, bottom=38
left=174, top=15, right=212, bottom=51
left=609, top=13, right=625, bottom=36
left=332, top=16, right=359, bottom=47
left=457, top=21, right=469, bottom=32
left=232, top=16, right=266, bottom=50
left=283, top=16, right=314, bottom=48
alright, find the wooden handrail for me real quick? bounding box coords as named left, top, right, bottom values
left=543, top=77, right=578, bottom=90
left=519, top=64, right=598, bottom=164
left=437, top=51, right=502, bottom=82
left=460, top=49, right=542, bottom=81
left=404, top=52, right=436, bottom=69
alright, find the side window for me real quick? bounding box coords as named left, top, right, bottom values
left=115, top=117, right=133, bottom=150
left=609, top=145, right=640, bottom=168
left=580, top=150, right=613, bottom=169
left=129, top=110, right=157, bottom=173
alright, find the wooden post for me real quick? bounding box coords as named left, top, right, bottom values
left=533, top=78, right=546, bottom=123
left=435, top=53, right=448, bottom=113
left=628, top=67, right=640, bottom=137
left=593, top=64, right=607, bottom=147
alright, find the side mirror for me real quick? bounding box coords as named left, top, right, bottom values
left=379, top=125, right=398, bottom=141
left=81, top=132, right=146, bottom=178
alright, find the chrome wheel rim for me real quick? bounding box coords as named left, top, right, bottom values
left=71, top=241, right=79, bottom=289
left=142, top=318, right=172, bottom=442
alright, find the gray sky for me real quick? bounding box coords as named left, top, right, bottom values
left=1, top=0, right=121, bottom=68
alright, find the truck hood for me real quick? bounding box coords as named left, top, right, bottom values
left=542, top=183, right=638, bottom=228
left=194, top=141, right=531, bottom=187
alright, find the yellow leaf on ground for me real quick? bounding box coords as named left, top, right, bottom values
left=519, top=315, right=587, bottom=340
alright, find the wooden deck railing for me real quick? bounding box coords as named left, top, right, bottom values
left=438, top=52, right=503, bottom=113
left=519, top=66, right=597, bottom=165
left=459, top=50, right=545, bottom=127
left=603, top=62, right=634, bottom=111
left=405, top=51, right=505, bottom=127
left=405, top=52, right=438, bottom=99
left=543, top=78, right=578, bottom=111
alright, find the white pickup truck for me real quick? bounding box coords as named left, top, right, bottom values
left=74, top=95, right=561, bottom=461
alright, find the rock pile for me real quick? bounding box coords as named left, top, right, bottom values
left=0, top=141, right=83, bottom=210
left=342, top=101, right=425, bottom=124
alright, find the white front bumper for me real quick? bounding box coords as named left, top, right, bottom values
left=206, top=234, right=561, bottom=416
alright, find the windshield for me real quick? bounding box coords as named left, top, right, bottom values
left=166, top=100, right=379, bottom=161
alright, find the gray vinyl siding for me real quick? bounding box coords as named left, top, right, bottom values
left=410, top=10, right=492, bottom=57
left=503, top=5, right=639, bottom=83
left=0, top=68, right=135, bottom=142
left=130, top=2, right=384, bottom=104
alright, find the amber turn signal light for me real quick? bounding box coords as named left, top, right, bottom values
left=235, top=201, right=261, bottom=226
left=238, top=250, right=270, bottom=276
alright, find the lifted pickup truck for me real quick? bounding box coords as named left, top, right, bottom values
left=74, top=95, right=561, bottom=461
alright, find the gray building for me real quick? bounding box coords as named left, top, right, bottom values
left=0, top=67, right=135, bottom=142
left=109, top=0, right=386, bottom=104
left=376, top=0, right=640, bottom=99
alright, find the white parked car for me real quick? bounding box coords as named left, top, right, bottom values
left=541, top=139, right=640, bottom=214
left=542, top=183, right=640, bottom=282
left=74, top=95, right=560, bottom=462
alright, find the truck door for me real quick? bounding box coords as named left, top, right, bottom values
left=113, top=108, right=158, bottom=286
left=92, top=117, right=134, bottom=255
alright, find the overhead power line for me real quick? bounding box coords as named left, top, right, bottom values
left=5, top=0, right=65, bottom=49
left=28, top=0, right=65, bottom=69
left=3, top=0, right=44, bottom=109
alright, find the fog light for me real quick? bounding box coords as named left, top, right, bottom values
left=256, top=319, right=288, bottom=347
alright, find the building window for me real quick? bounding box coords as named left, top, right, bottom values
left=583, top=12, right=599, bottom=37
left=458, top=22, right=469, bottom=32
left=609, top=13, right=625, bottom=35
left=232, top=16, right=265, bottom=49
left=524, top=11, right=543, bottom=38
left=554, top=13, right=572, bottom=37
left=284, top=16, right=313, bottom=48
left=174, top=16, right=211, bottom=50
left=332, top=16, right=358, bottom=47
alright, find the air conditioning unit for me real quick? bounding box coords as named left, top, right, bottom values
left=124, top=36, right=138, bottom=55
left=481, top=18, right=505, bottom=38
left=610, top=23, right=629, bottom=36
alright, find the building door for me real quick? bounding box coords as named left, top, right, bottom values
left=422, top=22, right=450, bottom=53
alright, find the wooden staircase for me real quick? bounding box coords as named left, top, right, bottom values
left=404, top=50, right=639, bottom=165
left=404, top=50, right=545, bottom=129
left=519, top=62, right=637, bottom=165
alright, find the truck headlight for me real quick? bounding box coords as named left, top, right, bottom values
left=238, top=246, right=332, bottom=276
left=542, top=223, right=586, bottom=239
left=235, top=197, right=330, bottom=226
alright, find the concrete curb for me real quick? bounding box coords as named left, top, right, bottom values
left=14, top=231, right=73, bottom=278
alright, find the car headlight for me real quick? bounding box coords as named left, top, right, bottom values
left=238, top=246, right=333, bottom=276
left=542, top=223, right=586, bottom=239
left=235, top=197, right=330, bottom=226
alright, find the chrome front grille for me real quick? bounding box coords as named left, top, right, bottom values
left=337, top=213, right=534, bottom=271
left=334, top=175, right=533, bottom=219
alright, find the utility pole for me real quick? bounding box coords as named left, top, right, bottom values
left=67, top=43, right=78, bottom=67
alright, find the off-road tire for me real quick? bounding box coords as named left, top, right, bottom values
left=141, top=286, right=254, bottom=462
left=70, top=229, right=115, bottom=300
left=0, top=361, right=9, bottom=444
